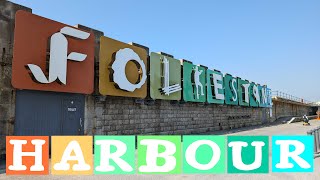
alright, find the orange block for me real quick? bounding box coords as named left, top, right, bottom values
left=6, top=136, right=49, bottom=175
left=12, top=11, right=95, bottom=94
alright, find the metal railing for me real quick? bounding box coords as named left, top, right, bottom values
left=272, top=91, right=312, bottom=105
left=307, top=126, right=320, bottom=154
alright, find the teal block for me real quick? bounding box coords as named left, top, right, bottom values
left=237, top=78, right=250, bottom=106
left=272, top=136, right=314, bottom=173
left=224, top=74, right=238, bottom=105
left=249, top=82, right=259, bottom=107
left=182, top=61, right=206, bottom=102
left=207, top=69, right=224, bottom=104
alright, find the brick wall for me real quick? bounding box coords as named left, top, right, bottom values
left=84, top=96, right=269, bottom=135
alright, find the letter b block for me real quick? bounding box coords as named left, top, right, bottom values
left=138, top=136, right=181, bottom=174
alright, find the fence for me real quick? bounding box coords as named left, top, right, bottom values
left=272, top=91, right=312, bottom=105
left=307, top=126, right=320, bottom=154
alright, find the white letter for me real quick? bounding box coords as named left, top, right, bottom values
left=231, top=78, right=238, bottom=101
left=275, top=140, right=311, bottom=169
left=185, top=140, right=221, bottom=170
left=95, top=140, right=133, bottom=172
left=228, top=141, right=265, bottom=171
left=242, top=84, right=250, bottom=103
left=8, top=139, right=45, bottom=171
left=253, top=85, right=260, bottom=104
left=261, top=87, right=267, bottom=105
left=53, top=141, right=90, bottom=171
left=212, top=73, right=225, bottom=100
left=139, top=139, right=176, bottom=172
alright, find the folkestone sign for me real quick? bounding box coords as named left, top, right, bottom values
left=11, top=11, right=272, bottom=108
left=6, top=135, right=313, bottom=175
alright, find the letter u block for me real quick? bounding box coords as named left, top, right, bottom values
left=227, top=136, right=269, bottom=173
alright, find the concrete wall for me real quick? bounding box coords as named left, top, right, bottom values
left=272, top=98, right=311, bottom=120
left=0, top=1, right=31, bottom=157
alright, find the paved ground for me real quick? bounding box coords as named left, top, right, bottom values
left=1, top=120, right=320, bottom=180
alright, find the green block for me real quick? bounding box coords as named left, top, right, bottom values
left=224, top=74, right=238, bottom=105
left=183, top=136, right=226, bottom=174
left=207, top=69, right=224, bottom=104
left=238, top=78, right=250, bottom=106
left=182, top=61, right=206, bottom=102
left=138, top=136, right=181, bottom=174
left=227, top=136, right=269, bottom=174
left=150, top=52, right=182, bottom=100
left=94, top=136, right=135, bottom=174
left=249, top=82, right=259, bottom=107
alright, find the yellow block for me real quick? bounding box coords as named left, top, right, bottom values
left=99, top=36, right=148, bottom=98
left=51, top=136, right=93, bottom=175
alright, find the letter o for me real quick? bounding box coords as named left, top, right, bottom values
left=112, top=48, right=147, bottom=92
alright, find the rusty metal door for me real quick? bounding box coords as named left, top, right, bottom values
left=14, top=90, right=84, bottom=136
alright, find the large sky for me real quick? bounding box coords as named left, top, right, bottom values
left=10, top=0, right=320, bottom=102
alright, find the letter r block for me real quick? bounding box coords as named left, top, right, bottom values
left=272, top=136, right=314, bottom=172
left=94, top=136, right=135, bottom=174
left=6, top=136, right=49, bottom=175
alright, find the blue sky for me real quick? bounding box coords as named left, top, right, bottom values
left=10, top=0, right=320, bottom=102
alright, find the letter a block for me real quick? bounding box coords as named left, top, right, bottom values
left=183, top=136, right=225, bottom=174
left=272, top=136, right=313, bottom=172
left=137, top=136, right=181, bottom=174
left=6, top=136, right=49, bottom=175
left=227, top=136, right=269, bottom=173
left=51, top=136, right=93, bottom=175
left=94, top=136, right=135, bottom=174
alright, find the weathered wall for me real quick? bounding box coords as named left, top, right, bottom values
left=272, top=98, right=311, bottom=120
left=83, top=97, right=312, bottom=135
left=0, top=1, right=31, bottom=157
left=84, top=96, right=269, bottom=135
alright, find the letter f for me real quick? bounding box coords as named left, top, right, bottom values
left=28, top=27, right=90, bottom=85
